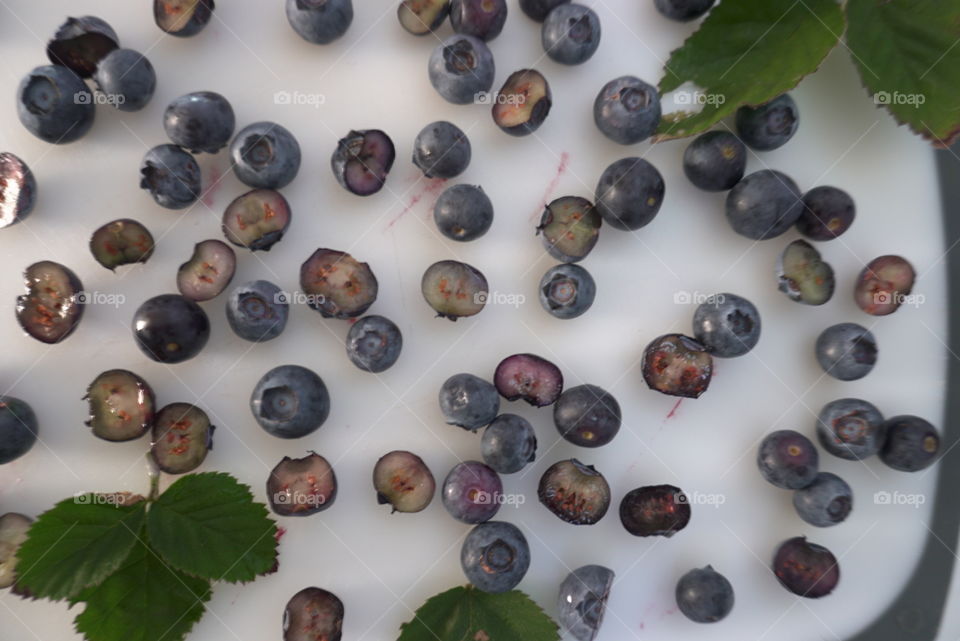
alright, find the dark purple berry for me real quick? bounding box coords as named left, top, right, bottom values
left=0, top=398, right=38, bottom=465
left=412, top=121, right=471, bottom=179
left=777, top=239, right=835, bottom=306
left=16, top=261, right=84, bottom=344
left=221, top=189, right=291, bottom=252
left=373, top=450, right=435, bottom=513
left=283, top=587, right=343, bottom=641
left=46, top=16, right=119, bottom=77
left=300, top=248, right=379, bottom=319
left=880, top=415, right=940, bottom=472
left=268, top=453, right=337, bottom=517
left=772, top=537, right=839, bottom=598
left=421, top=260, right=488, bottom=320
left=619, top=484, right=690, bottom=537
left=345, top=315, right=403, bottom=373
left=816, top=398, right=885, bottom=460
left=539, top=263, right=596, bottom=320
left=641, top=334, right=712, bottom=399
left=557, top=565, right=614, bottom=641
left=675, top=565, right=734, bottom=623
left=757, top=430, right=819, bottom=489
left=494, top=353, right=563, bottom=407
left=150, top=403, right=214, bottom=475
left=593, top=77, right=660, bottom=145
left=796, top=186, right=855, bottom=241
left=251, top=365, right=330, bottom=439
left=428, top=35, right=496, bottom=105
left=815, top=323, right=877, bottom=381
left=792, top=473, right=852, bottom=527
left=398, top=0, right=450, bottom=35
left=176, top=240, right=236, bottom=302
left=163, top=91, right=235, bottom=154
left=492, top=70, right=552, bottom=137
left=85, top=370, right=156, bottom=442
left=140, top=144, right=201, bottom=210
left=331, top=129, right=395, bottom=196
left=17, top=66, right=95, bottom=144
left=286, top=0, right=353, bottom=44
left=481, top=414, right=537, bottom=474
left=0, top=513, right=32, bottom=588
left=683, top=131, right=746, bottom=192
left=520, top=0, right=570, bottom=21
left=553, top=384, right=621, bottom=448
left=691, top=293, right=761, bottom=358
left=725, top=170, right=804, bottom=240
left=131, top=294, right=210, bottom=364
left=654, top=0, right=714, bottom=21
left=441, top=461, right=503, bottom=523
left=155, top=0, right=215, bottom=37
left=538, top=459, right=610, bottom=525
left=595, top=157, right=664, bottom=231
left=461, top=521, right=530, bottom=593
left=542, top=4, right=601, bottom=65
left=450, top=0, right=507, bottom=41
left=736, top=94, right=799, bottom=151
left=854, top=255, right=915, bottom=316
left=0, top=153, right=37, bottom=229
left=537, top=196, right=601, bottom=263
left=90, top=219, right=155, bottom=271
left=439, top=373, right=500, bottom=431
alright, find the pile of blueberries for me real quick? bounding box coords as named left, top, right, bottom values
left=0, top=0, right=947, bottom=640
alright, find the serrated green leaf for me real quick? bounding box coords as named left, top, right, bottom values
left=145, top=472, right=277, bottom=583
left=74, top=538, right=211, bottom=641
left=398, top=586, right=559, bottom=641
left=15, top=496, right=146, bottom=600
left=846, top=0, right=960, bottom=147
left=655, top=0, right=844, bottom=141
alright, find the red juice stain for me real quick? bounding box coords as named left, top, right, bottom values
left=530, top=151, right=570, bottom=221
left=386, top=177, right=447, bottom=229
left=202, top=163, right=223, bottom=207
left=274, top=526, right=287, bottom=543
left=665, top=398, right=683, bottom=420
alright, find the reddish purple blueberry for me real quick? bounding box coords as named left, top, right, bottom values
left=772, top=537, right=839, bottom=598
left=331, top=129, right=395, bottom=196
left=300, top=248, right=379, bottom=319
left=854, top=255, right=916, bottom=316
left=619, top=484, right=691, bottom=537
left=494, top=353, right=563, bottom=407
left=16, top=261, right=84, bottom=344
left=641, top=334, right=712, bottom=399
left=268, top=453, right=337, bottom=517
left=176, top=239, right=236, bottom=302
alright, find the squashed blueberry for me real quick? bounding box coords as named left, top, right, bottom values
left=777, top=239, right=835, bottom=306
left=300, top=248, right=379, bottom=319
left=154, top=0, right=215, bottom=37
left=494, top=353, right=563, bottom=407
left=854, top=255, right=916, bottom=316
left=772, top=537, right=839, bottom=598
left=421, top=260, right=488, bottom=320
left=0, top=513, right=33, bottom=588
left=0, top=153, right=37, bottom=229
left=176, top=239, right=236, bottom=302
left=16, top=261, right=84, bottom=344
left=537, top=196, right=601, bottom=263
left=283, top=587, right=343, bottom=641
left=89, top=219, right=155, bottom=271
left=150, top=403, right=214, bottom=475
left=493, top=69, right=552, bottom=136
left=373, top=450, right=435, bottom=513
left=268, top=453, right=337, bottom=517
left=46, top=16, right=119, bottom=77
left=85, top=369, right=156, bottom=442
left=641, top=334, right=712, bottom=398
left=221, top=189, right=291, bottom=251
left=398, top=0, right=450, bottom=35
left=619, top=484, right=690, bottom=537
left=538, top=459, right=610, bottom=525
left=331, top=129, right=395, bottom=196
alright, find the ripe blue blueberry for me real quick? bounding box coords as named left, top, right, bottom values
left=520, top=0, right=570, bottom=21
left=880, top=415, right=940, bottom=472
left=442, top=460, right=503, bottom=523
left=542, top=4, right=601, bottom=65
left=792, top=472, right=853, bottom=527
left=176, top=239, right=236, bottom=302
left=654, top=0, right=715, bottom=21
left=286, top=0, right=353, bottom=44
left=0, top=397, right=38, bottom=465
left=682, top=131, right=746, bottom=191
left=450, top=0, right=507, bottom=41
left=725, top=170, right=804, bottom=240
left=736, top=94, right=799, bottom=151
left=413, top=121, right=471, bottom=179
left=434, top=184, right=494, bottom=241
left=46, top=16, right=118, bottom=77
left=641, top=334, right=712, bottom=398
left=539, top=459, right=610, bottom=525
left=92, top=49, right=156, bottom=112
left=0, top=153, right=37, bottom=229
left=493, top=69, right=552, bottom=136
left=150, top=403, right=214, bottom=475
left=0, top=513, right=33, bottom=588
left=163, top=91, right=235, bottom=154
left=222, top=189, right=292, bottom=251
left=815, top=322, right=877, bottom=381
left=85, top=370, right=156, bottom=442
left=461, top=521, right=530, bottom=593
left=331, top=129, right=395, bottom=196
left=816, top=398, right=885, bottom=460
left=595, top=157, right=664, bottom=230
left=230, top=122, right=301, bottom=189
left=692, top=293, right=761, bottom=358
left=539, top=263, right=596, bottom=319
left=772, top=537, right=839, bottom=598
left=675, top=566, right=734, bottom=623
left=777, top=240, right=835, bottom=306
left=620, top=484, right=690, bottom=537
left=439, top=373, right=500, bottom=431
left=226, top=280, right=289, bottom=342
left=17, top=66, right=95, bottom=144
left=132, top=294, right=210, bottom=363
left=494, top=353, right=564, bottom=407
left=155, top=0, right=215, bottom=37
left=398, top=0, right=450, bottom=35
left=268, top=453, right=337, bottom=517
left=345, top=315, right=403, bottom=373
left=421, top=260, right=488, bottom=320
left=537, top=196, right=601, bottom=263
left=593, top=77, right=661, bottom=145
left=796, top=186, right=855, bottom=241
left=428, top=34, right=495, bottom=105
left=283, top=587, right=343, bottom=641
left=301, top=248, right=379, bottom=319
left=16, top=261, right=84, bottom=344
left=553, top=384, right=621, bottom=448
left=757, top=430, right=819, bottom=489
left=140, top=144, right=202, bottom=210
left=481, top=414, right=537, bottom=474
left=251, top=365, right=330, bottom=439
left=557, top=565, right=614, bottom=641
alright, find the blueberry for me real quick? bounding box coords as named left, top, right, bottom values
left=557, top=565, right=614, bottom=641
left=331, top=129, right=395, bottom=196
left=398, top=0, right=450, bottom=35
left=880, top=415, right=940, bottom=472
left=854, top=255, right=915, bottom=316
left=226, top=280, right=289, bottom=342
left=433, top=184, right=494, bottom=241
left=554, top=384, right=621, bottom=448
left=222, top=189, right=292, bottom=251
left=0, top=153, right=37, bottom=229
left=428, top=35, right=496, bottom=105
left=757, top=430, right=819, bottom=490
left=539, top=264, right=596, bottom=320
left=163, top=91, right=235, bottom=154
left=89, top=219, right=155, bottom=271
left=283, top=587, right=343, bottom=641
left=132, top=294, right=210, bottom=363
left=268, top=453, right=337, bottom=517
left=0, top=513, right=33, bottom=588
left=675, top=566, right=734, bottom=623
left=150, top=403, right=214, bottom=475
left=792, top=472, right=852, bottom=527
left=493, top=69, right=552, bottom=136
left=815, top=322, right=877, bottom=381
left=542, top=4, right=600, bottom=65
left=0, top=397, right=38, bottom=465
left=140, top=144, right=202, bottom=210
left=777, top=240, right=834, bottom=306
left=438, top=373, right=500, bottom=431
left=683, top=131, right=746, bottom=191
left=286, top=0, right=353, bottom=44
left=251, top=365, right=330, bottom=439
left=84, top=370, right=156, bottom=442
left=46, top=16, right=118, bottom=77
left=654, top=0, right=715, bottom=21
left=373, top=450, right=435, bottom=513
left=421, top=260, right=488, bottom=320
left=619, top=484, right=690, bottom=537
left=816, top=398, right=885, bottom=460
left=176, top=239, right=236, bottom=302
left=300, top=248, right=379, bottom=319
left=595, top=157, right=664, bottom=230
left=413, top=121, right=471, bottom=179
left=796, top=186, right=855, bottom=241
left=92, top=49, right=156, bottom=112
left=16, top=66, right=95, bottom=144
left=481, top=414, right=537, bottom=474
left=441, top=461, right=503, bottom=523
left=641, top=334, right=712, bottom=398
left=725, top=170, right=803, bottom=240
left=536, top=196, right=601, bottom=263
left=494, top=353, right=564, bottom=407
left=736, top=94, right=799, bottom=151
left=538, top=459, right=610, bottom=525
left=155, top=0, right=215, bottom=37
left=461, top=521, right=530, bottom=593
left=16, top=261, right=84, bottom=344
left=230, top=122, right=301, bottom=189
left=450, top=0, right=507, bottom=41
left=692, top=293, right=760, bottom=358
left=345, top=315, right=403, bottom=373
left=520, top=0, right=570, bottom=21
left=772, top=537, right=839, bottom=598
left=593, top=77, right=660, bottom=145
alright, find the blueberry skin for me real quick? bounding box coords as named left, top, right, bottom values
left=796, top=186, right=855, bottom=241
left=286, top=0, right=353, bottom=44
left=816, top=398, right=885, bottom=460
left=593, top=77, right=660, bottom=145
left=557, top=565, right=614, bottom=641
left=226, top=280, right=289, bottom=342
left=439, top=373, right=500, bottom=431
left=793, top=472, right=852, bottom=527
left=450, top=0, right=507, bottom=41
left=683, top=131, right=746, bottom=192
left=16, top=66, right=95, bottom=144
left=461, top=521, right=530, bottom=593
left=155, top=0, right=215, bottom=37
left=539, top=263, right=596, bottom=319
left=880, top=415, right=940, bottom=472
left=772, top=536, right=839, bottom=599
left=654, top=0, right=715, bottom=21
left=442, top=461, right=503, bottom=523
left=537, top=196, right=601, bottom=263
left=481, top=414, right=537, bottom=474
left=520, top=0, right=570, bottom=21
left=736, top=94, right=799, bottom=151
left=757, top=430, right=819, bottom=490
left=434, top=185, right=493, bottom=242
left=675, top=566, right=734, bottom=623
left=692, top=293, right=761, bottom=358
left=0, top=397, right=38, bottom=465
left=132, top=294, right=210, bottom=364
left=412, top=121, right=471, bottom=179
left=163, top=91, right=235, bottom=154
left=725, top=170, right=804, bottom=240
left=345, top=315, right=403, bottom=373
left=553, top=384, right=621, bottom=448
left=230, top=122, right=301, bottom=189
left=595, top=157, right=664, bottom=230
left=139, top=144, right=202, bottom=210
left=0, top=153, right=37, bottom=229
left=46, top=16, right=119, bottom=78
left=815, top=323, right=877, bottom=381
left=250, top=365, right=330, bottom=439
left=428, top=35, right=495, bottom=105
left=542, top=4, right=601, bottom=65
left=92, top=49, right=156, bottom=112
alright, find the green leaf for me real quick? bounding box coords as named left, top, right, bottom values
left=15, top=496, right=147, bottom=600
left=846, top=0, right=960, bottom=147
left=398, top=586, right=559, bottom=641
left=74, top=538, right=211, bottom=641
left=145, top=472, right=277, bottom=583
left=655, top=0, right=845, bottom=140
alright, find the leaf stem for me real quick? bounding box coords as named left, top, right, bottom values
left=146, top=453, right=160, bottom=502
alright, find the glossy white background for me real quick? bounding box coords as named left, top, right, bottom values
left=0, top=1, right=955, bottom=640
